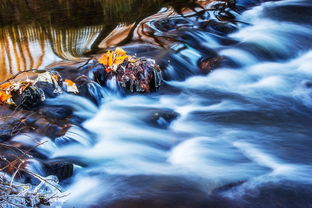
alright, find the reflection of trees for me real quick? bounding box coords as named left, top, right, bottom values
left=0, top=0, right=199, bottom=27
left=0, top=0, right=203, bottom=80
left=0, top=25, right=103, bottom=80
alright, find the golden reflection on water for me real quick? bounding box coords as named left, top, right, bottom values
left=0, top=0, right=206, bottom=81
left=0, top=0, right=161, bottom=81
left=0, top=25, right=103, bottom=81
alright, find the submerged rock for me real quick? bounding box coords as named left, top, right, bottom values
left=43, top=161, right=74, bottom=181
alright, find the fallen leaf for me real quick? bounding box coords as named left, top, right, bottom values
left=108, top=52, right=113, bottom=67
left=114, top=55, right=128, bottom=65
left=115, top=47, right=126, bottom=56
left=0, top=82, right=13, bottom=89
left=64, top=79, right=79, bottom=94
left=52, top=74, right=59, bottom=81
left=0, top=91, right=12, bottom=103
left=64, top=79, right=75, bottom=86
left=98, top=53, right=109, bottom=66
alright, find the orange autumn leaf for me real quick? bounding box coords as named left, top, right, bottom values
left=108, top=52, right=113, bottom=67
left=0, top=82, right=13, bottom=89
left=0, top=91, right=11, bottom=102
left=98, top=48, right=130, bottom=71
left=98, top=52, right=109, bottom=66
left=115, top=55, right=128, bottom=61
left=114, top=55, right=128, bottom=65
left=52, top=74, right=59, bottom=81
left=64, top=79, right=75, bottom=86
left=115, top=47, right=126, bottom=56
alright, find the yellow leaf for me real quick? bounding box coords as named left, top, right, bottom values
left=115, top=55, right=128, bottom=60
left=115, top=47, right=126, bottom=56
left=64, top=79, right=75, bottom=86
left=114, top=55, right=128, bottom=65
left=98, top=53, right=109, bottom=65
left=98, top=48, right=130, bottom=70
left=52, top=74, right=59, bottom=81
left=0, top=82, right=12, bottom=89
left=0, top=91, right=11, bottom=103
left=108, top=52, right=113, bottom=67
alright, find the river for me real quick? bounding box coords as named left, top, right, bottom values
left=1, top=0, right=312, bottom=207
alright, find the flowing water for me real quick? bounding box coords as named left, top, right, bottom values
left=2, top=0, right=312, bottom=207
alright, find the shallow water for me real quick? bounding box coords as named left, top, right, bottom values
left=2, top=0, right=312, bottom=207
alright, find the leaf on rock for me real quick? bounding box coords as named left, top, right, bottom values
left=114, top=55, right=128, bottom=65
left=108, top=51, right=113, bottom=67
left=64, top=79, right=79, bottom=94
left=0, top=91, right=12, bottom=103
left=115, top=47, right=126, bottom=56
left=98, top=51, right=110, bottom=66
left=0, top=82, right=13, bottom=89
left=98, top=47, right=133, bottom=72
left=64, top=79, right=75, bottom=86
left=52, top=74, right=59, bottom=81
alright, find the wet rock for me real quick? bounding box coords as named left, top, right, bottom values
left=88, top=47, right=163, bottom=93
left=0, top=133, right=74, bottom=183
left=11, top=86, right=45, bottom=110
left=43, top=161, right=74, bottom=181
left=0, top=143, right=29, bottom=176
left=0, top=48, right=162, bottom=110
left=39, top=106, right=73, bottom=120
left=144, top=109, right=179, bottom=128
left=32, top=117, right=70, bottom=138
left=115, top=58, right=162, bottom=93
left=0, top=71, right=76, bottom=110
left=0, top=120, right=25, bottom=141
left=79, top=61, right=108, bottom=86
left=304, top=81, right=312, bottom=88
left=212, top=180, right=246, bottom=193
left=0, top=108, right=31, bottom=141
left=198, top=56, right=222, bottom=74
left=75, top=75, right=105, bottom=106
left=0, top=103, right=73, bottom=145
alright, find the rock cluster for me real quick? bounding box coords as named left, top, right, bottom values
left=0, top=48, right=162, bottom=110
left=0, top=48, right=162, bottom=182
